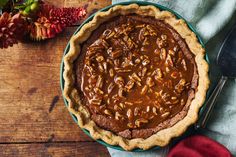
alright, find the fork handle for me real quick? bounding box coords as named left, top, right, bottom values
left=195, top=76, right=228, bottom=129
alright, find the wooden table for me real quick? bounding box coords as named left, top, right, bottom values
left=0, top=0, right=112, bottom=156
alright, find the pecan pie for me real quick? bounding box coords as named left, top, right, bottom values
left=63, top=4, right=209, bottom=150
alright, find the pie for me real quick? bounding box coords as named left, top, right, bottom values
left=63, top=4, right=209, bottom=150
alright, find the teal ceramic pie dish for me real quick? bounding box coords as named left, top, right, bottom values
left=60, top=1, right=209, bottom=152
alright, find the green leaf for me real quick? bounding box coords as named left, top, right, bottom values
left=0, top=0, right=9, bottom=9
left=25, top=0, right=35, bottom=5
left=14, top=4, right=26, bottom=9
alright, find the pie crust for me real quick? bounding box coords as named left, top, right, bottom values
left=63, top=4, right=210, bottom=150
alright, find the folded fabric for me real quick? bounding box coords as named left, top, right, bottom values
left=167, top=135, right=232, bottom=157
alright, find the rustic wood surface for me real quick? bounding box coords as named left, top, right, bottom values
left=0, top=0, right=112, bottom=156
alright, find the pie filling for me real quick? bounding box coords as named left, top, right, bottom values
left=75, top=15, right=198, bottom=139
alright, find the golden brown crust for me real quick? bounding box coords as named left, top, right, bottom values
left=63, top=4, right=210, bottom=150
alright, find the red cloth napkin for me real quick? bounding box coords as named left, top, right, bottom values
left=167, top=135, right=232, bottom=157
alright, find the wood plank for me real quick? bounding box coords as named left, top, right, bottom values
left=0, top=142, right=110, bottom=157
left=0, top=28, right=94, bottom=142
left=0, top=0, right=111, bottom=143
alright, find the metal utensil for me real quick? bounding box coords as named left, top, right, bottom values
left=195, top=25, right=236, bottom=129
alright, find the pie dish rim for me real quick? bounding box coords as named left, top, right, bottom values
left=61, top=2, right=210, bottom=151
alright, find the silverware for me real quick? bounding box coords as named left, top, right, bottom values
left=195, top=25, right=236, bottom=129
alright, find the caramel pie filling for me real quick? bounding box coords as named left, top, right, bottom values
left=75, top=15, right=198, bottom=139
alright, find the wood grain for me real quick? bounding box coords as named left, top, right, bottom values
left=0, top=28, right=91, bottom=143
left=0, top=142, right=109, bottom=157
left=0, top=0, right=112, bottom=156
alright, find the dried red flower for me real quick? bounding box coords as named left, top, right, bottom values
left=0, top=12, right=27, bottom=48
left=30, top=4, right=86, bottom=40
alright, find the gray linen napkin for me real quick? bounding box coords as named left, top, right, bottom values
left=108, top=0, right=236, bottom=156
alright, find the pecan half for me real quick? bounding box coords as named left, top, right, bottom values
left=160, top=48, right=167, bottom=60
left=109, top=69, right=114, bottom=77
left=171, top=71, right=178, bottom=79
left=104, top=109, right=113, bottom=116
left=142, top=58, right=150, bottom=66
left=89, top=98, right=102, bottom=106
left=96, top=55, right=104, bottom=62
left=175, top=79, right=186, bottom=93
left=173, top=45, right=179, bottom=52
left=125, top=80, right=135, bottom=91
left=156, top=38, right=167, bottom=48
left=161, top=34, right=167, bottom=40
left=119, top=103, right=125, bottom=109
left=135, top=118, right=148, bottom=127
left=101, top=39, right=109, bottom=49
left=134, top=107, right=141, bottom=116
left=114, top=76, right=125, bottom=87
left=127, top=109, right=132, bottom=119
left=168, top=50, right=175, bottom=56
left=146, top=77, right=155, bottom=87
left=107, top=47, right=122, bottom=59
left=130, top=73, right=141, bottom=82
left=102, top=62, right=108, bottom=73
left=98, top=63, right=104, bottom=72
left=141, top=85, right=148, bottom=95
left=181, top=59, right=187, bottom=71
left=152, top=106, right=158, bottom=115
left=114, top=104, right=122, bottom=111
left=96, top=76, right=103, bottom=88
left=94, top=87, right=104, bottom=95
left=161, top=112, right=170, bottom=118
left=107, top=82, right=115, bottom=94
left=124, top=102, right=134, bottom=106
left=153, top=68, right=163, bottom=80
left=146, top=25, right=157, bottom=36
left=165, top=54, right=174, bottom=67
left=141, top=67, right=147, bottom=77
left=115, top=112, right=125, bottom=120
left=118, top=88, right=125, bottom=98
left=135, top=58, right=141, bottom=64
left=139, top=27, right=148, bottom=41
